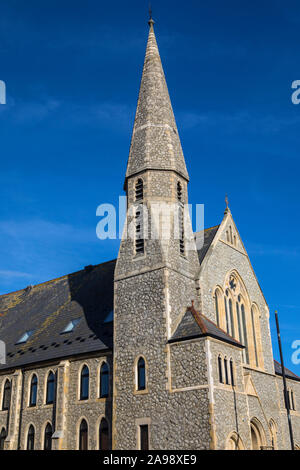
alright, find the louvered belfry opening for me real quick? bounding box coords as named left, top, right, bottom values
left=135, top=178, right=144, bottom=201
left=135, top=207, right=144, bottom=254
left=177, top=182, right=182, bottom=201
left=177, top=182, right=185, bottom=255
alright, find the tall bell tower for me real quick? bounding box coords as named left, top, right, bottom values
left=112, top=17, right=200, bottom=449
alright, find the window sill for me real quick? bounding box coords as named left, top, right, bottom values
left=218, top=383, right=236, bottom=390
left=134, top=389, right=149, bottom=396
left=96, top=397, right=109, bottom=402
left=133, top=253, right=146, bottom=260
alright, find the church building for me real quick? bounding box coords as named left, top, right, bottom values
left=0, top=18, right=299, bottom=451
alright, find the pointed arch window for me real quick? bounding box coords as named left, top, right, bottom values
left=224, top=295, right=230, bottom=334
left=224, top=358, right=229, bottom=385
left=46, top=372, right=55, bottom=405
left=291, top=390, right=296, bottom=410
left=79, top=419, right=88, bottom=450
left=135, top=179, right=144, bottom=201
left=29, top=375, right=38, bottom=407
left=44, top=423, right=52, bottom=450
left=251, top=307, right=259, bottom=367
left=137, top=357, right=146, bottom=391
left=2, top=379, right=11, bottom=411
left=100, top=363, right=109, bottom=398
left=236, top=301, right=243, bottom=343
left=214, top=291, right=220, bottom=327
left=27, top=425, right=35, bottom=450
left=218, top=355, right=223, bottom=383
left=99, top=418, right=109, bottom=450
left=80, top=365, right=89, bottom=400
left=241, top=304, right=249, bottom=364
left=0, top=428, right=6, bottom=451
left=230, top=359, right=235, bottom=386
left=229, top=298, right=235, bottom=338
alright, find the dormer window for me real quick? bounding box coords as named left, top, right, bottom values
left=16, top=330, right=34, bottom=345
left=61, top=318, right=81, bottom=334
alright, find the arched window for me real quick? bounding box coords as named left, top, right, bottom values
left=229, top=226, right=233, bottom=244
left=99, top=418, right=109, bottom=450
left=79, top=419, right=88, bottom=450
left=291, top=390, right=296, bottom=411
left=241, top=304, right=249, bottom=364
left=27, top=425, right=35, bottom=450
left=224, top=296, right=230, bottom=334
left=135, top=207, right=144, bottom=254
left=80, top=366, right=89, bottom=400
left=46, top=372, right=55, bottom=405
left=137, top=357, right=146, bottom=391
left=236, top=301, right=242, bottom=342
left=100, top=363, right=109, bottom=398
left=229, top=298, right=235, bottom=337
left=251, top=306, right=259, bottom=367
left=2, top=379, right=11, bottom=411
left=230, top=359, right=235, bottom=386
left=0, top=428, right=6, bottom=451
left=44, top=423, right=52, bottom=450
left=29, top=375, right=38, bottom=407
left=135, top=179, right=143, bottom=201
left=218, top=355, right=223, bottom=383
left=224, top=358, right=229, bottom=385
left=214, top=289, right=222, bottom=327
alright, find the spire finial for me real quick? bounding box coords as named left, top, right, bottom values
left=148, top=3, right=154, bottom=27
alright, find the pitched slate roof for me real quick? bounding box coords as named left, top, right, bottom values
left=195, top=225, right=219, bottom=265
left=0, top=260, right=115, bottom=371
left=169, top=304, right=244, bottom=348
left=274, top=359, right=300, bottom=382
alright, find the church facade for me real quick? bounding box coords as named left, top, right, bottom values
left=0, top=19, right=299, bottom=451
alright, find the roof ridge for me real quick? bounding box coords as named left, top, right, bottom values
left=189, top=305, right=208, bottom=334
left=0, top=259, right=117, bottom=299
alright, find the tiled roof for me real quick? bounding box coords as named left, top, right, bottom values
left=170, top=304, right=244, bottom=348
left=195, top=225, right=219, bottom=265
left=274, top=359, right=300, bottom=382
left=0, top=260, right=116, bottom=371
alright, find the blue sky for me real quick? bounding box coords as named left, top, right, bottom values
left=0, top=0, right=299, bottom=372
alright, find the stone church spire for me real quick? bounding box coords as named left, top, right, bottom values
left=125, top=19, right=189, bottom=187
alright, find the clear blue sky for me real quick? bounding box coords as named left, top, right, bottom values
left=0, top=0, right=299, bottom=372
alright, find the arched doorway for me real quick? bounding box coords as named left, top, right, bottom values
left=250, top=418, right=266, bottom=450
left=225, top=432, right=244, bottom=450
